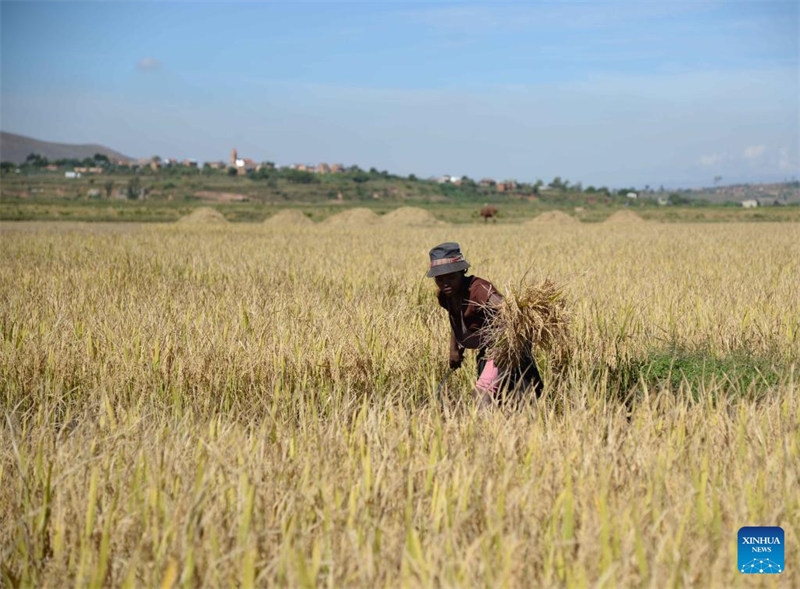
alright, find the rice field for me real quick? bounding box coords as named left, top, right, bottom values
left=1, top=220, right=798, bottom=588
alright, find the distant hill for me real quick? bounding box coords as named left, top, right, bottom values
left=0, top=131, right=135, bottom=164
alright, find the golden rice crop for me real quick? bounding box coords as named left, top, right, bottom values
left=481, top=279, right=571, bottom=374
left=0, top=220, right=798, bottom=588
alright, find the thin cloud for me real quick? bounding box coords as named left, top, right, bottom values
left=743, top=145, right=766, bottom=160
left=136, top=57, right=162, bottom=71
left=699, top=153, right=729, bottom=167
left=778, top=148, right=798, bottom=172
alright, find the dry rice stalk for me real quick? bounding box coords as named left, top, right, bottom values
left=481, top=279, right=571, bottom=372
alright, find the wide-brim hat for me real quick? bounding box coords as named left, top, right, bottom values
left=427, top=242, right=470, bottom=277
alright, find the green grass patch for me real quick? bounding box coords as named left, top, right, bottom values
left=604, top=346, right=785, bottom=400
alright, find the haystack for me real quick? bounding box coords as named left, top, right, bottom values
left=526, top=211, right=579, bottom=225
left=177, top=207, right=228, bottom=224
left=381, top=207, right=446, bottom=226
left=323, top=208, right=381, bottom=226
left=263, top=209, right=314, bottom=227
left=604, top=210, right=645, bottom=223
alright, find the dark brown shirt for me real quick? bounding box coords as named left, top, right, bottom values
left=437, top=276, right=502, bottom=350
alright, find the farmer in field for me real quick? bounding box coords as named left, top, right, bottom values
left=428, top=242, right=543, bottom=404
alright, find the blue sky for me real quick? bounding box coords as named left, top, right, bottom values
left=1, top=1, right=798, bottom=188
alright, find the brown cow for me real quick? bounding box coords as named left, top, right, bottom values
left=480, top=205, right=498, bottom=223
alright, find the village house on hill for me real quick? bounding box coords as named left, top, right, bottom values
left=231, top=149, right=256, bottom=175
left=438, top=175, right=463, bottom=185
left=496, top=180, right=517, bottom=193
left=288, top=162, right=344, bottom=174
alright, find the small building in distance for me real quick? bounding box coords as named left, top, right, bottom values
left=496, top=180, right=517, bottom=193
left=231, top=148, right=256, bottom=175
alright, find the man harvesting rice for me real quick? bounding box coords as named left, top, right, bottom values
left=428, top=242, right=544, bottom=404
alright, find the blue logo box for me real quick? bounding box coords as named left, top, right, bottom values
left=738, top=527, right=784, bottom=574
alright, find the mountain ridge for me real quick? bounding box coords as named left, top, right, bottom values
left=0, top=131, right=135, bottom=164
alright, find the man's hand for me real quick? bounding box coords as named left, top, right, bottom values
left=449, top=349, right=463, bottom=370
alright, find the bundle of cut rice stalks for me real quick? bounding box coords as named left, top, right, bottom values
left=481, top=279, right=572, bottom=375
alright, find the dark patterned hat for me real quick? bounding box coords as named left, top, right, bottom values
left=427, top=242, right=470, bottom=277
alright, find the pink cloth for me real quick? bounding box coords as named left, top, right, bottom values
left=476, top=358, right=500, bottom=393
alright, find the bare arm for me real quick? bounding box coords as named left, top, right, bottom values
left=449, top=329, right=463, bottom=369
